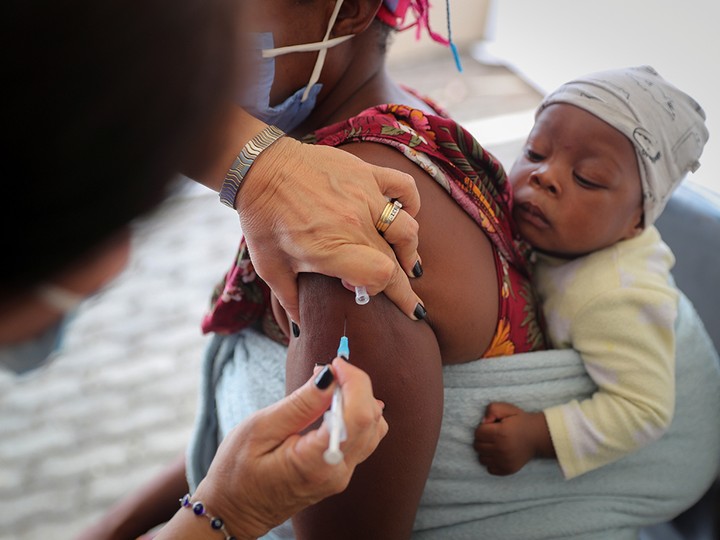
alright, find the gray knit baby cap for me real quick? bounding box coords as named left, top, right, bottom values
left=537, top=65, right=709, bottom=226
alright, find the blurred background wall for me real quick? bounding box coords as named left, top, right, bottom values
left=478, top=0, right=720, bottom=192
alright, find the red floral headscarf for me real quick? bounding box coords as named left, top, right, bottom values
left=377, top=0, right=447, bottom=43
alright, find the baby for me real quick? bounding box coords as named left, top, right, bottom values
left=474, top=66, right=709, bottom=479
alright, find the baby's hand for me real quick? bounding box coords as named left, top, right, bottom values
left=473, top=402, right=551, bottom=475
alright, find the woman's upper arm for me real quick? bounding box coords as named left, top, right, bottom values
left=286, top=272, right=443, bottom=539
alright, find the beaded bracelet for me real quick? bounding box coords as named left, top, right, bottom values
left=219, top=124, right=285, bottom=209
left=180, top=493, right=236, bottom=540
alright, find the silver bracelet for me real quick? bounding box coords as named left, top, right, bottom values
left=219, top=125, right=285, bottom=209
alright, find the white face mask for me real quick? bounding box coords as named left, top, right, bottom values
left=238, top=0, right=354, bottom=132
left=0, top=285, right=83, bottom=375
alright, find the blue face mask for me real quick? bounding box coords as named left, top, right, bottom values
left=0, top=285, right=82, bottom=375
left=238, top=32, right=323, bottom=133
left=238, top=0, right=354, bottom=133
left=0, top=315, right=75, bottom=375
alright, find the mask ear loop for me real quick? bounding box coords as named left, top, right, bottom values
left=261, top=34, right=353, bottom=59
left=301, top=0, right=345, bottom=102
left=259, top=0, right=353, bottom=102
left=36, top=284, right=85, bottom=313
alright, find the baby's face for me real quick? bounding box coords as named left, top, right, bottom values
left=508, top=103, right=644, bottom=258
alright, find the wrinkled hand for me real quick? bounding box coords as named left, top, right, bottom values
left=236, top=136, right=423, bottom=324
left=473, top=402, right=551, bottom=476
left=191, top=357, right=388, bottom=540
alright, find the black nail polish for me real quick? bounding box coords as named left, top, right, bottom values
left=413, top=303, right=427, bottom=320
left=291, top=321, right=300, bottom=338
left=314, top=365, right=334, bottom=390
left=412, top=260, right=424, bottom=278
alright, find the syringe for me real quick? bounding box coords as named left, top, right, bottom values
left=323, top=323, right=349, bottom=465
left=354, top=285, right=369, bottom=305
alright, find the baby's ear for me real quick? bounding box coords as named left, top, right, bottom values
left=333, top=0, right=382, bottom=36
left=625, top=211, right=645, bottom=239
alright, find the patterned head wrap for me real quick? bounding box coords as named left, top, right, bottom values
left=538, top=66, right=709, bottom=226
left=376, top=0, right=445, bottom=43
left=376, top=0, right=462, bottom=71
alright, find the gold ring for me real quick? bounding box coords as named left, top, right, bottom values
left=375, top=200, right=403, bottom=236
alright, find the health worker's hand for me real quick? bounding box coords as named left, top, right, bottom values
left=237, top=135, right=423, bottom=324
left=156, top=357, right=387, bottom=540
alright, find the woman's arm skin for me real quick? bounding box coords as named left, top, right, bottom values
left=287, top=275, right=443, bottom=540
left=285, top=142, right=500, bottom=539
left=183, top=105, right=424, bottom=324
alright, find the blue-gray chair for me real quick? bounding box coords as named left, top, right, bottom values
left=642, top=181, right=720, bottom=540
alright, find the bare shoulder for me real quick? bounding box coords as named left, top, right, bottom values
left=338, top=141, right=500, bottom=363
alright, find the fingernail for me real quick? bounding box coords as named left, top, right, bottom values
left=314, top=365, right=334, bottom=390
left=291, top=321, right=300, bottom=338
left=412, top=260, right=424, bottom=278
left=413, top=303, right=427, bottom=321
left=333, top=355, right=351, bottom=366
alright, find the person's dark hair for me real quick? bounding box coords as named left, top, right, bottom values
left=2, top=0, right=239, bottom=299
left=374, top=17, right=396, bottom=53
